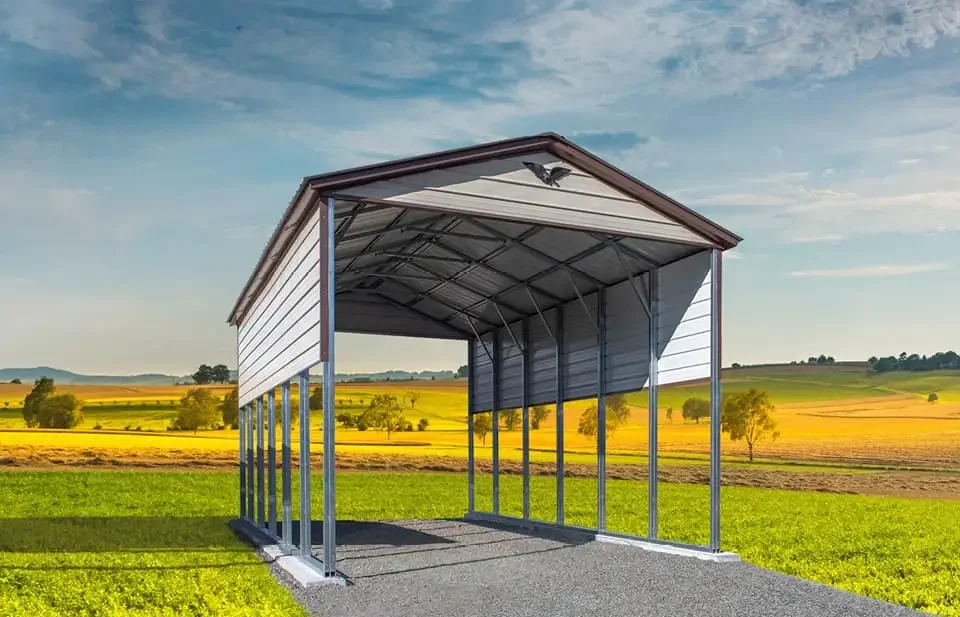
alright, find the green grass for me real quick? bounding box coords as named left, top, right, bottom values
left=1, top=471, right=959, bottom=616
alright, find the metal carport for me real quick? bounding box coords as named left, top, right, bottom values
left=226, top=132, right=742, bottom=584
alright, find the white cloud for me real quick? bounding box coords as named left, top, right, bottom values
left=790, top=263, right=950, bottom=278
left=821, top=168, right=835, bottom=178
left=358, top=0, right=394, bottom=9
left=899, top=157, right=921, bottom=165
left=788, top=234, right=847, bottom=244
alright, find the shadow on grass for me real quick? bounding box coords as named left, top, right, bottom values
left=0, top=516, right=241, bottom=553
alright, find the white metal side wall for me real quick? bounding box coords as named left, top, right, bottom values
left=237, top=208, right=322, bottom=405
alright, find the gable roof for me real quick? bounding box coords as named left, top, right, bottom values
left=227, top=132, right=740, bottom=325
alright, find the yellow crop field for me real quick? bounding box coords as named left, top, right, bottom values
left=2, top=368, right=959, bottom=478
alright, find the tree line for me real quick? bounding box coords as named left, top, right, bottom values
left=469, top=390, right=781, bottom=462
left=868, top=351, right=959, bottom=373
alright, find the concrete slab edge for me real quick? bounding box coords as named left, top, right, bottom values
left=228, top=518, right=346, bottom=587
left=595, top=533, right=740, bottom=562
left=464, top=512, right=740, bottom=563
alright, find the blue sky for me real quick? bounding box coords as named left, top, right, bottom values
left=1, top=0, right=958, bottom=375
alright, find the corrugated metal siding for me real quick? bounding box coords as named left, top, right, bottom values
left=467, top=251, right=714, bottom=410
left=604, top=278, right=651, bottom=395
left=657, top=251, right=712, bottom=386
left=237, top=208, right=322, bottom=405
left=497, top=320, right=524, bottom=409
left=527, top=308, right=558, bottom=406
left=562, top=291, right=599, bottom=402
left=340, top=153, right=708, bottom=243
left=469, top=335, right=494, bottom=413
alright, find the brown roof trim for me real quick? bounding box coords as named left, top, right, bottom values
left=546, top=138, right=742, bottom=248
left=227, top=132, right=741, bottom=325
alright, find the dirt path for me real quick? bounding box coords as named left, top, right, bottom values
left=3, top=446, right=959, bottom=499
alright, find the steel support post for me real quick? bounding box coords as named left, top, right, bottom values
left=648, top=269, right=659, bottom=539
left=256, top=396, right=265, bottom=527
left=467, top=341, right=475, bottom=513
left=268, top=390, right=277, bottom=536
left=281, top=382, right=293, bottom=547
left=246, top=404, right=255, bottom=521
left=709, top=249, right=722, bottom=551
left=239, top=401, right=246, bottom=519
left=596, top=289, right=607, bottom=531
left=322, top=195, right=337, bottom=577
left=298, top=370, right=312, bottom=557
left=555, top=305, right=565, bottom=525
left=491, top=329, right=500, bottom=515
left=521, top=318, right=530, bottom=520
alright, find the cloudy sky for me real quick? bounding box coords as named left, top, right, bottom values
left=1, top=0, right=959, bottom=375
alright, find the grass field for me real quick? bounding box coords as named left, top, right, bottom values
left=0, top=470, right=958, bottom=616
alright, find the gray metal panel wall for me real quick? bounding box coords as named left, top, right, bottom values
left=562, top=291, right=599, bottom=402
left=527, top=308, right=558, bottom=406
left=604, top=278, right=651, bottom=395
left=468, top=251, right=711, bottom=411
left=469, top=334, right=494, bottom=413
left=497, top=321, right=524, bottom=410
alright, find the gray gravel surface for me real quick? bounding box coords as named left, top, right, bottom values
left=263, top=519, right=923, bottom=617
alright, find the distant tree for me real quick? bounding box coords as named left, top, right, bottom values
left=211, top=364, right=230, bottom=384
left=731, top=362, right=742, bottom=369
left=406, top=391, right=421, bottom=408
left=721, top=389, right=780, bottom=462
left=665, top=406, right=674, bottom=422
left=336, top=411, right=356, bottom=428
left=11, top=378, right=21, bottom=384
left=868, top=356, right=878, bottom=366
left=816, top=354, right=828, bottom=365
left=928, top=392, right=939, bottom=403
left=531, top=405, right=550, bottom=430
left=221, top=388, right=240, bottom=429
left=22, top=377, right=56, bottom=428
left=417, top=418, right=429, bottom=431
left=807, top=356, right=817, bottom=364
left=577, top=395, right=631, bottom=439
left=472, top=413, right=491, bottom=446
left=309, top=386, right=323, bottom=411
left=37, top=394, right=84, bottom=428
left=606, top=394, right=631, bottom=425
left=501, top=408, right=520, bottom=431
left=366, top=394, right=404, bottom=439
left=171, top=389, right=221, bottom=433
left=192, top=364, right=214, bottom=385
left=3, top=402, right=7, bottom=408
left=681, top=397, right=710, bottom=424
left=455, top=365, right=468, bottom=378
left=826, top=356, right=835, bottom=364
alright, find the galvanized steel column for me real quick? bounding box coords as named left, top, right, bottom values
left=648, top=269, right=659, bottom=539
left=491, top=329, right=500, bottom=515
left=555, top=305, right=564, bottom=525
left=246, top=404, right=255, bottom=521
left=709, top=248, right=722, bottom=551
left=281, top=382, right=293, bottom=547
left=239, top=401, right=246, bottom=519
left=256, top=396, right=265, bottom=527
left=322, top=195, right=337, bottom=577
left=521, top=318, right=530, bottom=520
left=466, top=341, right=475, bottom=514
left=298, top=370, right=312, bottom=557
left=596, top=289, right=607, bottom=532
left=267, top=390, right=277, bottom=536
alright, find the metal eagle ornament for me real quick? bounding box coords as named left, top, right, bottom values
left=522, top=161, right=572, bottom=187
